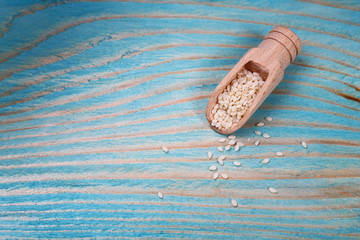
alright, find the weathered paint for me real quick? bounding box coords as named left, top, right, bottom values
left=0, top=0, right=359, bottom=239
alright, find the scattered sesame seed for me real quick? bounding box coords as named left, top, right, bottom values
left=217, top=158, right=224, bottom=166
left=217, top=146, right=224, bottom=152
left=263, top=133, right=271, bottom=139
left=268, top=187, right=278, bottom=194
left=207, top=152, right=213, bottom=159
left=256, top=122, right=265, bottom=127
left=254, top=131, right=262, bottom=135
left=237, top=142, right=245, bottom=147
left=261, top=158, right=270, bottom=164
left=221, top=173, right=229, bottom=179
left=209, top=165, right=217, bottom=171
left=234, top=145, right=240, bottom=152
left=228, top=139, right=236, bottom=145
left=276, top=151, right=284, bottom=157
left=225, top=145, right=231, bottom=151
left=233, top=161, right=241, bottom=166
left=231, top=199, right=238, bottom=207
left=265, top=116, right=272, bottom=121
left=213, top=172, right=219, bottom=179
left=255, top=140, right=260, bottom=146
left=157, top=192, right=163, bottom=199
left=161, top=146, right=169, bottom=153
left=247, top=138, right=251, bottom=141
left=218, top=138, right=226, bottom=143
left=228, top=135, right=236, bottom=140
left=301, top=141, right=307, bottom=149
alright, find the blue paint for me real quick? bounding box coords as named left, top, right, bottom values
left=0, top=0, right=359, bottom=239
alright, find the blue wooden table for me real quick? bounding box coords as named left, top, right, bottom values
left=0, top=0, right=359, bottom=239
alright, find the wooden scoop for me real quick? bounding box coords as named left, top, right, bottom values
left=206, top=26, right=302, bottom=134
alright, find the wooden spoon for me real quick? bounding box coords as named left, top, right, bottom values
left=206, top=26, right=302, bottom=134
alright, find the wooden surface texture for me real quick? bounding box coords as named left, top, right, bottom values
left=0, top=0, right=359, bottom=239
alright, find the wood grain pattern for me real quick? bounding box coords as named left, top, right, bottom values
left=0, top=0, right=359, bottom=239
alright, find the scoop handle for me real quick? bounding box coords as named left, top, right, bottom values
left=257, top=26, right=302, bottom=70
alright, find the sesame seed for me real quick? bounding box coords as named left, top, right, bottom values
left=231, top=199, right=238, bottom=207
left=256, top=122, right=265, bottom=127
left=228, top=139, right=236, bottom=145
left=265, top=116, right=272, bottom=121
left=228, top=135, right=236, bottom=140
left=255, top=140, right=260, bottom=146
left=213, top=172, right=219, bottom=179
left=211, top=69, right=265, bottom=130
left=217, top=146, right=223, bottom=152
left=218, top=138, right=226, bottom=143
left=268, top=187, right=278, bottom=194
left=157, top=192, right=163, bottom=199
left=207, top=152, right=213, bottom=159
left=254, top=131, right=261, bottom=135
left=209, top=165, right=217, bottom=171
left=218, top=155, right=226, bottom=161
left=276, top=151, right=284, bottom=157
left=221, top=173, right=229, bottom=179
left=233, top=161, right=241, bottom=166
left=234, top=145, right=240, bottom=152
left=161, top=146, right=169, bottom=153
left=263, top=133, right=271, bottom=139
left=247, top=138, right=251, bottom=141
left=301, top=141, right=307, bottom=149
left=225, top=145, right=231, bottom=151
left=237, top=142, right=245, bottom=147
left=261, top=158, right=270, bottom=164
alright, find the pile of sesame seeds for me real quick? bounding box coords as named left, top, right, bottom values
left=159, top=116, right=309, bottom=205
left=211, top=69, right=265, bottom=130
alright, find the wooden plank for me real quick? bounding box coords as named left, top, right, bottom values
left=0, top=0, right=359, bottom=239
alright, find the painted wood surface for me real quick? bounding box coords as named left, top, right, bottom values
left=0, top=0, right=359, bottom=239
